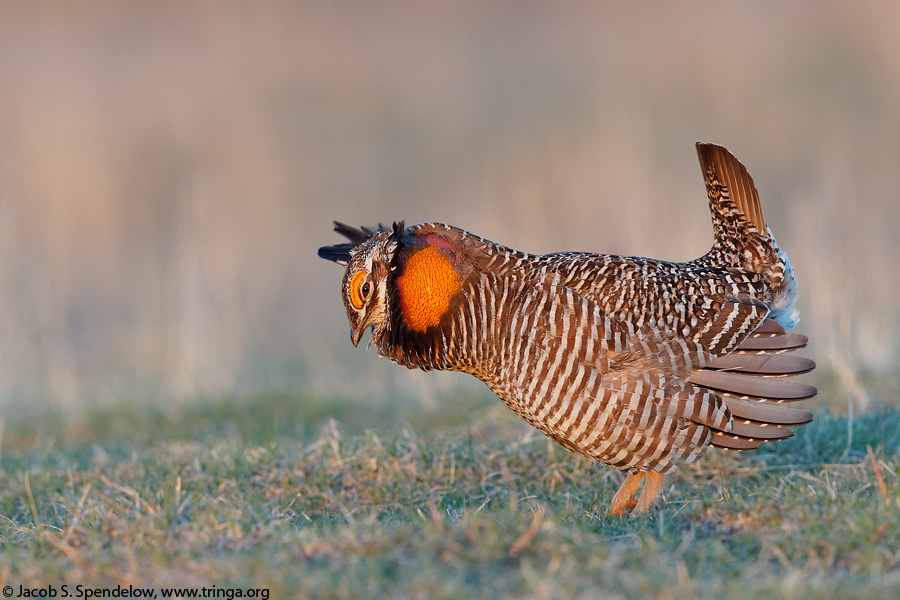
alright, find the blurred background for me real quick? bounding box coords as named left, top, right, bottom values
left=0, top=0, right=897, bottom=416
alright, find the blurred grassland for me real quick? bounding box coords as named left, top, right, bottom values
left=1, top=393, right=899, bottom=598
left=0, top=1, right=897, bottom=412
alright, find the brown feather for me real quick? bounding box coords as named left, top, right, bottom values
left=720, top=396, right=813, bottom=426
left=707, top=353, right=815, bottom=376
left=735, top=333, right=808, bottom=353
left=689, top=370, right=817, bottom=401
left=696, top=143, right=766, bottom=233
left=710, top=433, right=764, bottom=450
left=727, top=420, right=794, bottom=440
left=753, top=318, right=787, bottom=334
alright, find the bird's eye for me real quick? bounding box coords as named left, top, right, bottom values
left=349, top=270, right=369, bottom=309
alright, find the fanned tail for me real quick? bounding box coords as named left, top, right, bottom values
left=696, top=143, right=766, bottom=236
left=696, top=143, right=799, bottom=330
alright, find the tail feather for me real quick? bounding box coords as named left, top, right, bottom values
left=696, top=142, right=766, bottom=237
left=696, top=143, right=800, bottom=331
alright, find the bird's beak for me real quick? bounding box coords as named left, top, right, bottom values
left=350, top=326, right=365, bottom=347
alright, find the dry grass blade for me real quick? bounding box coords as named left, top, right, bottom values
left=509, top=507, right=544, bottom=557
left=871, top=521, right=892, bottom=544
left=24, top=472, right=43, bottom=531
left=100, top=474, right=158, bottom=515
left=44, top=533, right=92, bottom=572
left=866, top=444, right=890, bottom=503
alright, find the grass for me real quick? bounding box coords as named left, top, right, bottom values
left=1, top=392, right=899, bottom=599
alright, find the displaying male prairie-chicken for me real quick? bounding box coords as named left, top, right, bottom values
left=318, top=143, right=815, bottom=515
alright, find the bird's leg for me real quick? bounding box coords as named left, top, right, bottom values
left=634, top=472, right=666, bottom=513
left=607, top=472, right=645, bottom=516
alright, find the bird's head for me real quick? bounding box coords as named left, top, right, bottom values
left=318, top=222, right=402, bottom=347
left=319, top=221, right=469, bottom=351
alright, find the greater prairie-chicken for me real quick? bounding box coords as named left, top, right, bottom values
left=318, top=143, right=815, bottom=515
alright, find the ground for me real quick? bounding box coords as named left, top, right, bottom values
left=1, top=391, right=898, bottom=600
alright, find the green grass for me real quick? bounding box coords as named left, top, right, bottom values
left=1, top=393, right=899, bottom=599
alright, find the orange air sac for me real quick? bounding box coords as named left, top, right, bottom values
left=396, top=246, right=461, bottom=333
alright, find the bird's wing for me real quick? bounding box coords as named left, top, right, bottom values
left=544, top=256, right=815, bottom=430
left=528, top=275, right=810, bottom=470
left=506, top=274, right=729, bottom=472
left=603, top=291, right=814, bottom=451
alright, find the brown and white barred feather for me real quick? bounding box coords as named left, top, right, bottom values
left=318, top=142, right=815, bottom=514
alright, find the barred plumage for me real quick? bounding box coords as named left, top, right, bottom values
left=319, top=143, right=815, bottom=515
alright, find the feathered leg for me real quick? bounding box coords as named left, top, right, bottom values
left=634, top=472, right=666, bottom=513
left=607, top=472, right=645, bottom=516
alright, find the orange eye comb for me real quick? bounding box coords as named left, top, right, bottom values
left=349, top=270, right=367, bottom=309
